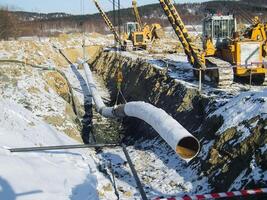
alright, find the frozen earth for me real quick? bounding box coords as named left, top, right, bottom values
left=0, top=32, right=266, bottom=200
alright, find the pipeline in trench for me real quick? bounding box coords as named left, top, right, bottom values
left=78, top=58, right=200, bottom=160
left=54, top=45, right=200, bottom=160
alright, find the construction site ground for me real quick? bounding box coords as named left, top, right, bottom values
left=0, top=32, right=266, bottom=200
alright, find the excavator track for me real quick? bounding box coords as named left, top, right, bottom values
left=205, top=57, right=234, bottom=88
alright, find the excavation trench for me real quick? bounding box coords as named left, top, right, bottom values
left=82, top=49, right=206, bottom=159
left=2, top=44, right=263, bottom=197
left=61, top=45, right=210, bottom=160
left=1, top=39, right=266, bottom=198
left=79, top=59, right=200, bottom=160
left=89, top=49, right=267, bottom=193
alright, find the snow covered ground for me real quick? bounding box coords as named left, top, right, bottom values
left=0, top=99, right=99, bottom=200
left=0, top=38, right=118, bottom=199
left=210, top=89, right=267, bottom=135
left=96, top=140, right=211, bottom=200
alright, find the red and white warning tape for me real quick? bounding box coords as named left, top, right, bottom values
left=154, top=188, right=267, bottom=200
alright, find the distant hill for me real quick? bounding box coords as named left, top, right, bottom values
left=13, top=11, right=72, bottom=21
left=9, top=0, right=267, bottom=36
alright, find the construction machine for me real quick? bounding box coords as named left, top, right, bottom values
left=132, top=0, right=164, bottom=43
left=93, top=0, right=147, bottom=50
left=122, top=22, right=147, bottom=50
left=243, top=16, right=267, bottom=57
left=159, top=0, right=267, bottom=87
left=203, top=14, right=267, bottom=84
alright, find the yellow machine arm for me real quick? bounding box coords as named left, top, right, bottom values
left=93, top=0, right=122, bottom=46
left=244, top=16, right=267, bottom=56
left=158, top=0, right=205, bottom=69
left=249, top=17, right=267, bottom=41
left=132, top=0, right=143, bottom=31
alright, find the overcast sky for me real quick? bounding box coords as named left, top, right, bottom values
left=0, top=0, right=208, bottom=15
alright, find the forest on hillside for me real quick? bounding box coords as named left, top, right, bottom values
left=1, top=0, right=267, bottom=39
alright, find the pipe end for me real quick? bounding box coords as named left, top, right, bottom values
left=176, top=136, right=200, bottom=160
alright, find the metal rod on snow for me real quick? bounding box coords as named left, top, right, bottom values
left=122, top=144, right=148, bottom=200
left=9, top=144, right=120, bottom=153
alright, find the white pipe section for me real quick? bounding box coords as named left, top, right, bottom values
left=80, top=60, right=200, bottom=160
left=124, top=102, right=200, bottom=160
left=81, top=62, right=115, bottom=118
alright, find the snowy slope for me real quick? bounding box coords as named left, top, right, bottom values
left=210, top=88, right=267, bottom=134
left=0, top=99, right=99, bottom=200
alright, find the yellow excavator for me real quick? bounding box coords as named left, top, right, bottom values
left=93, top=0, right=147, bottom=50
left=132, top=0, right=164, bottom=43
left=159, top=0, right=267, bottom=87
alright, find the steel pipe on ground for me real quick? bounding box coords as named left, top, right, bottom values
left=79, top=60, right=200, bottom=160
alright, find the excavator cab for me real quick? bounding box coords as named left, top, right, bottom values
left=124, top=22, right=146, bottom=49
left=124, top=22, right=139, bottom=37
left=203, top=15, right=236, bottom=48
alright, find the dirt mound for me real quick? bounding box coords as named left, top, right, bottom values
left=44, top=71, right=71, bottom=102
left=89, top=32, right=104, bottom=38
left=63, top=45, right=102, bottom=64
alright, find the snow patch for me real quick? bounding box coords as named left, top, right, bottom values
left=209, top=89, right=267, bottom=134
left=0, top=99, right=100, bottom=200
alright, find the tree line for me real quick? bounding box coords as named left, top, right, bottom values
left=0, top=0, right=266, bottom=39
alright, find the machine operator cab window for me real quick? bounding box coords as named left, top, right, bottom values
left=124, top=22, right=139, bottom=37
left=203, top=14, right=237, bottom=48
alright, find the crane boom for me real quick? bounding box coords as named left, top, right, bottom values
left=158, top=0, right=205, bottom=69
left=132, top=0, right=143, bottom=30
left=93, top=0, right=122, bottom=45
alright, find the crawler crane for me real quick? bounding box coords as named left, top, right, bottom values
left=159, top=0, right=267, bottom=87
left=93, top=0, right=147, bottom=50
left=132, top=0, right=164, bottom=43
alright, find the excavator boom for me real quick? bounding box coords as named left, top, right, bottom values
left=159, top=0, right=266, bottom=87
left=158, top=0, right=205, bottom=69
left=132, top=0, right=143, bottom=30
left=93, top=0, right=122, bottom=46
left=159, top=0, right=236, bottom=87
